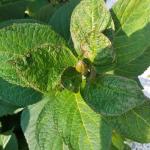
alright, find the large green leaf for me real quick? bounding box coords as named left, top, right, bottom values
left=105, top=101, right=150, bottom=143
left=115, top=46, right=150, bottom=80
left=21, top=97, right=69, bottom=150
left=0, top=21, right=77, bottom=92
left=21, top=91, right=112, bottom=150
left=0, top=132, right=18, bottom=150
left=112, top=0, right=150, bottom=65
left=35, top=98, right=70, bottom=150
left=0, top=77, right=42, bottom=107
left=71, top=0, right=112, bottom=53
left=70, top=0, right=115, bottom=72
left=49, top=0, right=80, bottom=41
left=44, top=90, right=112, bottom=150
left=81, top=75, right=146, bottom=116
left=112, top=0, right=150, bottom=35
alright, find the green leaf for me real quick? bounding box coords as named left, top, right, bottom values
left=71, top=0, right=112, bottom=53
left=106, top=101, right=150, bottom=143
left=81, top=75, right=146, bottom=116
left=112, top=0, right=150, bottom=35
left=0, top=19, right=39, bottom=29
left=21, top=97, right=68, bottom=150
left=35, top=98, right=70, bottom=150
left=114, top=46, right=150, bottom=80
left=0, top=132, right=18, bottom=150
left=44, top=90, right=112, bottom=150
left=0, top=0, right=50, bottom=21
left=0, top=0, right=50, bottom=20
left=112, top=0, right=150, bottom=65
left=78, top=33, right=115, bottom=72
left=0, top=77, right=42, bottom=107
left=34, top=4, right=61, bottom=23
left=70, top=0, right=115, bottom=72
left=0, top=72, right=41, bottom=117
left=0, top=0, right=30, bottom=22
left=0, top=0, right=25, bottom=5
left=27, top=0, right=49, bottom=17
left=21, top=91, right=112, bottom=150
left=49, top=0, right=80, bottom=41
left=0, top=21, right=77, bottom=92
left=61, top=67, right=82, bottom=93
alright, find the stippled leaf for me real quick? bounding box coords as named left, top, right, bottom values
left=70, top=0, right=115, bottom=72
left=21, top=91, right=112, bottom=150
left=44, top=90, right=112, bottom=150
left=0, top=21, right=77, bottom=92
left=78, top=33, right=115, bottom=72
left=71, top=0, right=112, bottom=54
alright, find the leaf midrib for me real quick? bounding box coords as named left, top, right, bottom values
left=132, top=110, right=150, bottom=128
left=75, top=94, right=93, bottom=150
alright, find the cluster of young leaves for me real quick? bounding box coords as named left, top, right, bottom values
left=0, top=0, right=150, bottom=149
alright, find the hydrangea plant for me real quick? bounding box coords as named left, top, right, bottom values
left=0, top=0, right=150, bottom=150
